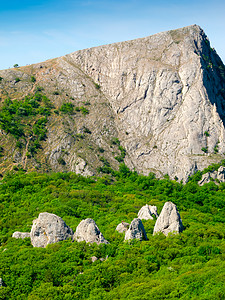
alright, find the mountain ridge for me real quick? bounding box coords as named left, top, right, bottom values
left=0, top=24, right=225, bottom=181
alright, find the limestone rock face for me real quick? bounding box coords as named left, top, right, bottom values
left=116, top=222, right=130, bottom=233
left=138, top=205, right=158, bottom=220
left=124, top=218, right=148, bottom=241
left=198, top=166, right=225, bottom=185
left=1, top=25, right=225, bottom=181
left=12, top=232, right=30, bottom=239
left=153, top=202, right=183, bottom=235
left=74, top=218, right=109, bottom=244
left=30, top=212, right=74, bottom=248
left=66, top=25, right=225, bottom=182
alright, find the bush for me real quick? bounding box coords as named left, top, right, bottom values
left=94, top=82, right=100, bottom=90
left=35, top=86, right=44, bottom=92
left=201, top=147, right=208, bottom=153
left=80, top=106, right=89, bottom=116
left=57, top=157, right=66, bottom=165
left=31, top=76, right=36, bottom=83
left=59, top=103, right=74, bottom=114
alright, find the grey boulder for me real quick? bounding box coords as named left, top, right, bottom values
left=12, top=232, right=30, bottom=239
left=116, top=222, right=130, bottom=233
left=124, top=218, right=148, bottom=241
left=74, top=218, right=109, bottom=244
left=137, top=204, right=159, bottom=220
left=153, top=202, right=183, bottom=236
left=30, top=212, right=74, bottom=248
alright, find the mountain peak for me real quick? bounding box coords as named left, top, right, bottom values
left=0, top=25, right=225, bottom=181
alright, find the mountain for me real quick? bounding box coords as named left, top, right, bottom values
left=0, top=24, right=225, bottom=181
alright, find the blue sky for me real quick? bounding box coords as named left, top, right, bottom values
left=0, top=0, right=225, bottom=70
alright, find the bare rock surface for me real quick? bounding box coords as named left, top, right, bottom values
left=138, top=204, right=158, bottom=220
left=74, top=218, right=109, bottom=245
left=124, top=218, right=148, bottom=241
left=12, top=232, right=30, bottom=239
left=198, top=166, right=225, bottom=185
left=153, top=202, right=183, bottom=236
left=116, top=222, right=130, bottom=233
left=30, top=212, right=74, bottom=248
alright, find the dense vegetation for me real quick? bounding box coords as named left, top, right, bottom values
left=0, top=165, right=224, bottom=299
left=0, top=92, right=54, bottom=159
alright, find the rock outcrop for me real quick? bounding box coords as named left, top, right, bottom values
left=153, top=202, right=183, bottom=236
left=137, top=205, right=158, bottom=220
left=124, top=218, right=148, bottom=241
left=91, top=256, right=98, bottom=263
left=198, top=166, right=225, bottom=185
left=116, top=222, right=130, bottom=233
left=12, top=232, right=30, bottom=239
left=30, top=212, right=74, bottom=248
left=0, top=25, right=225, bottom=181
left=74, top=218, right=109, bottom=245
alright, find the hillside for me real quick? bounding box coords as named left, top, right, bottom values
left=0, top=168, right=225, bottom=299
left=0, top=25, right=225, bottom=181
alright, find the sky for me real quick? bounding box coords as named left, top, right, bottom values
left=0, top=0, right=225, bottom=70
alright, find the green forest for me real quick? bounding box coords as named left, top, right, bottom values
left=0, top=165, right=225, bottom=299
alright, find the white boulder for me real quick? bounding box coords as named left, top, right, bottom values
left=12, top=232, right=30, bottom=239
left=74, top=218, right=109, bottom=244
left=124, top=218, right=148, bottom=241
left=116, top=222, right=130, bottom=233
left=30, top=212, right=74, bottom=248
left=137, top=204, right=158, bottom=220
left=153, top=202, right=183, bottom=236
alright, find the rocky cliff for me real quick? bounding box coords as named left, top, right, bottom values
left=0, top=25, right=225, bottom=181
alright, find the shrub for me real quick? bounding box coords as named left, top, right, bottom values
left=59, top=103, right=74, bottom=114
left=111, top=137, right=120, bottom=145
left=201, top=147, right=208, bottom=153
left=75, top=133, right=84, bottom=139
left=57, top=157, right=66, bottom=165
left=214, top=145, right=219, bottom=154
left=35, top=86, right=44, bottom=92
left=80, top=106, right=89, bottom=116
left=16, top=141, right=23, bottom=149
left=15, top=77, right=21, bottom=83
left=94, top=82, right=100, bottom=90
left=31, top=76, right=36, bottom=83
left=98, top=147, right=105, bottom=153
left=204, top=131, right=210, bottom=137
left=83, top=127, right=91, bottom=134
